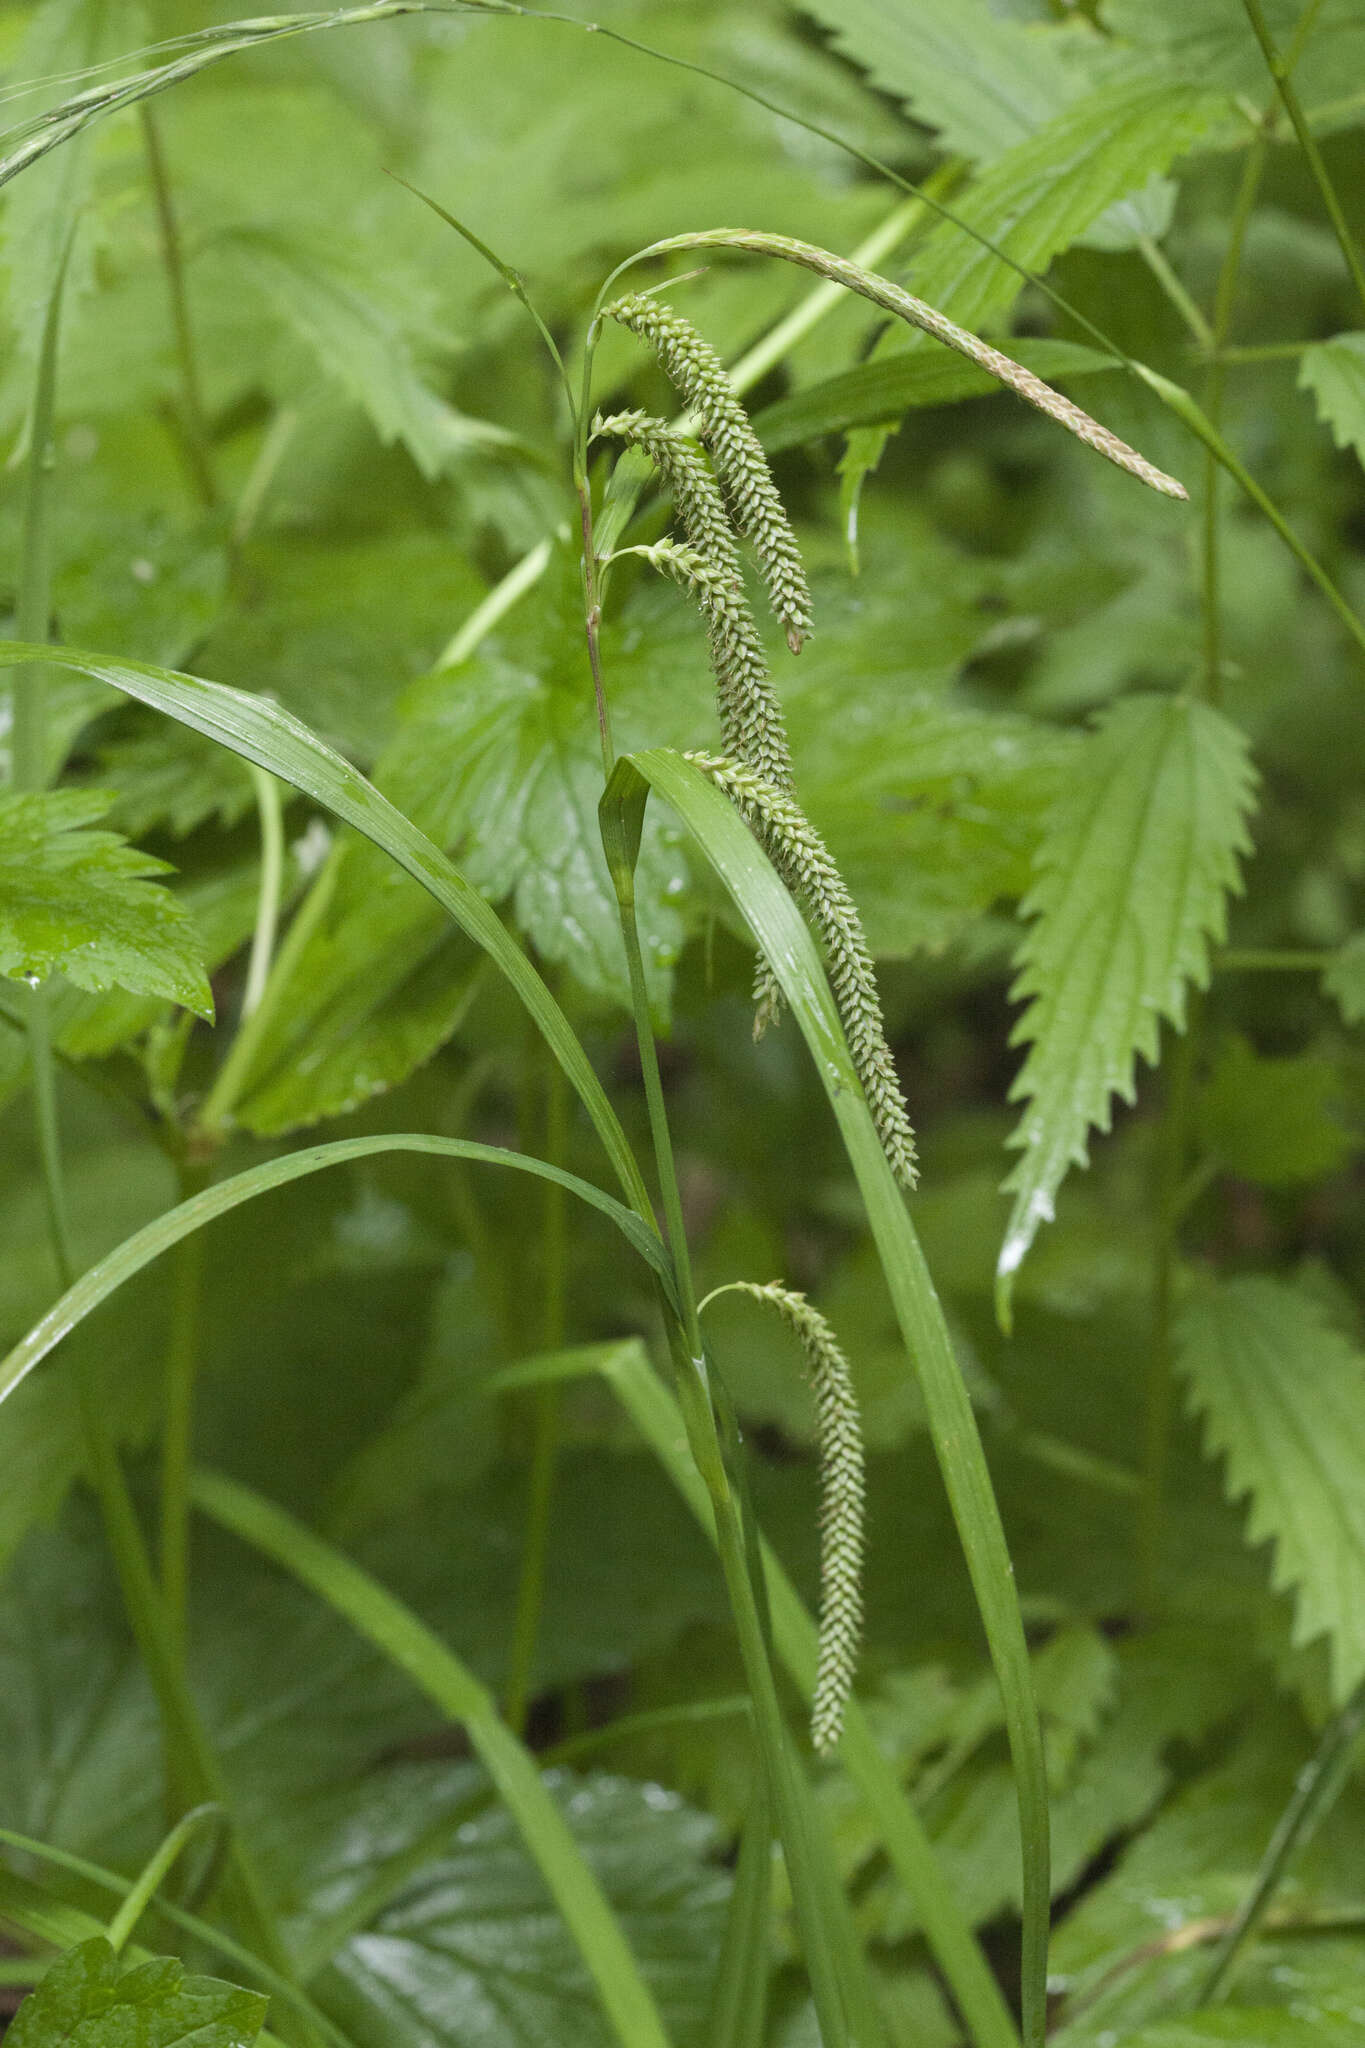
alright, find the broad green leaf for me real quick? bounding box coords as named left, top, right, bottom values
left=54, top=857, right=280, bottom=1061
left=1178, top=1277, right=1365, bottom=1704
left=198, top=531, right=487, bottom=765
left=1197, top=1035, right=1354, bottom=1188
left=378, top=655, right=689, bottom=1013
left=224, top=829, right=484, bottom=1136
left=6, top=1937, right=267, bottom=2048
left=96, top=725, right=257, bottom=840
left=897, top=80, right=1226, bottom=337
left=0, top=789, right=212, bottom=1018
left=1322, top=930, right=1365, bottom=1021
left=1299, top=333, right=1365, bottom=467
left=1102, top=0, right=1365, bottom=129
left=312, top=1770, right=728, bottom=2048
left=1, top=1, right=139, bottom=387
left=0, top=639, right=652, bottom=1219
left=1050, top=1703, right=1365, bottom=2037
left=192, top=1469, right=675, bottom=2048
left=796, top=0, right=1076, bottom=162
left=220, top=228, right=515, bottom=481
left=1113, top=2015, right=1365, bottom=2048
left=998, top=694, right=1256, bottom=1317
left=753, top=337, right=1117, bottom=453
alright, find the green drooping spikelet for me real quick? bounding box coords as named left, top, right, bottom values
left=735, top=1281, right=864, bottom=1753
left=603, top=293, right=815, bottom=653
left=593, top=410, right=738, bottom=582
left=638, top=539, right=794, bottom=797
left=685, top=750, right=917, bottom=1192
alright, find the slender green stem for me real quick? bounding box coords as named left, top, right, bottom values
left=14, top=241, right=75, bottom=1289
left=1200, top=127, right=1268, bottom=699
left=1140, top=1013, right=1197, bottom=1618
left=1140, top=363, right=1365, bottom=666
left=706, top=1767, right=773, bottom=2048
left=242, top=767, right=285, bottom=1019
left=1199, top=1675, right=1365, bottom=2003
left=1240, top=0, right=1365, bottom=320
left=1215, top=338, right=1313, bottom=364
left=139, top=102, right=217, bottom=509
left=71, top=1354, right=297, bottom=2002
left=105, top=1804, right=227, bottom=1955
left=159, top=1165, right=208, bottom=1665
left=1218, top=947, right=1331, bottom=971
left=198, top=842, right=339, bottom=1136
left=504, top=1051, right=569, bottom=1734
left=232, top=405, right=298, bottom=551
left=1138, top=233, right=1214, bottom=351
left=437, top=532, right=560, bottom=670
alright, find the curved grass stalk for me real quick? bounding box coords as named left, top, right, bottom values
left=0, top=1132, right=672, bottom=1410
left=614, top=231, right=1187, bottom=501
left=105, top=1805, right=227, bottom=1955
left=1239, top=0, right=1365, bottom=319
left=0, top=641, right=654, bottom=1224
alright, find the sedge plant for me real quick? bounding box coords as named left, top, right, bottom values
left=6, top=6, right=1365, bottom=2048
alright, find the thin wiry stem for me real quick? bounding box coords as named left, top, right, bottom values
left=1240, top=0, right=1365, bottom=320
left=140, top=103, right=217, bottom=510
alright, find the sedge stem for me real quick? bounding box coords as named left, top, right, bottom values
left=139, top=103, right=218, bottom=510
left=1240, top=0, right=1365, bottom=321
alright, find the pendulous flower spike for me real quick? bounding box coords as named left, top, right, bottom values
left=685, top=749, right=918, bottom=1192
left=604, top=293, right=815, bottom=649
left=735, top=1280, right=865, bottom=1753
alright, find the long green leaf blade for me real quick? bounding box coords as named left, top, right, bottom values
left=0, top=1133, right=671, bottom=1411
left=607, top=747, right=1048, bottom=2048
left=998, top=693, right=1256, bottom=1321
left=190, top=1469, right=675, bottom=2048
left=1178, top=1276, right=1365, bottom=1705
left=0, top=640, right=651, bottom=1220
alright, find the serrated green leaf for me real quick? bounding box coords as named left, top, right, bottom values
left=95, top=724, right=258, bottom=840
left=7, top=1936, right=266, bottom=2048
left=797, top=0, right=1076, bottom=162
left=0, top=789, right=212, bottom=1018
left=998, top=694, right=1256, bottom=1315
left=317, top=1770, right=728, bottom=2048
left=899, top=79, right=1227, bottom=337
left=1050, top=1703, right=1365, bottom=2038
left=221, top=228, right=515, bottom=481
left=1197, top=1034, right=1355, bottom=1188
left=1322, top=930, right=1365, bottom=1022
left=1102, top=0, right=1365, bottom=128
left=382, top=655, right=688, bottom=1013
left=1299, top=334, right=1365, bottom=467
left=1178, top=1277, right=1365, bottom=1704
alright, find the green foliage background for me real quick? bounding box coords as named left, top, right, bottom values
left=4, top=0, right=1365, bottom=2044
